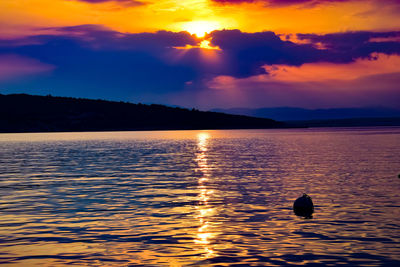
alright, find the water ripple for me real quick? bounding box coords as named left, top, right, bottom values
left=1, top=128, right=400, bottom=266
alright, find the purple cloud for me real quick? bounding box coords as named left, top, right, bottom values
left=297, top=31, right=400, bottom=48
left=30, top=24, right=199, bottom=51
left=0, top=54, right=54, bottom=82
left=212, top=0, right=350, bottom=7
left=2, top=26, right=400, bottom=79
left=297, top=31, right=400, bottom=58
left=72, top=0, right=144, bottom=6
left=3, top=26, right=400, bottom=79
left=207, top=29, right=400, bottom=77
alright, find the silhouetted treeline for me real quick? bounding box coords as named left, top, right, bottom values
left=0, top=94, right=283, bottom=133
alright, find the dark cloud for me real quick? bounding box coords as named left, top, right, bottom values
left=297, top=31, right=400, bottom=48
left=72, top=0, right=144, bottom=7
left=2, top=26, right=400, bottom=80
left=0, top=25, right=199, bottom=101
left=208, top=30, right=322, bottom=77
left=208, top=29, right=400, bottom=77
left=22, top=24, right=199, bottom=51
left=297, top=31, right=400, bottom=58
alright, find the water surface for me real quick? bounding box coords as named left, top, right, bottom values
left=1, top=128, right=400, bottom=266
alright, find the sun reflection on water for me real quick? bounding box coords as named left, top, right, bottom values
left=194, top=132, right=217, bottom=258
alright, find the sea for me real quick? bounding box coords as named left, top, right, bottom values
left=0, top=127, right=400, bottom=266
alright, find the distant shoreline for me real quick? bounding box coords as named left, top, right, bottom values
left=1, top=93, right=399, bottom=133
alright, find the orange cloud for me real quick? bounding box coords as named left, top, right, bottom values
left=263, top=53, right=400, bottom=82
left=1, top=0, right=400, bottom=39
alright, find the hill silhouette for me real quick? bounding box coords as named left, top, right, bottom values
left=0, top=94, right=283, bottom=133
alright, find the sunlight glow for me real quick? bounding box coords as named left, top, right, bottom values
left=199, top=40, right=220, bottom=50
left=197, top=132, right=210, bottom=146
left=183, top=21, right=221, bottom=37
left=173, top=40, right=220, bottom=50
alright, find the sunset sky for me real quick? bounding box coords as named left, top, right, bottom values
left=1, top=0, right=399, bottom=109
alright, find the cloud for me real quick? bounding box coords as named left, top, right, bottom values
left=4, top=26, right=400, bottom=79
left=13, top=24, right=199, bottom=51
left=212, top=0, right=351, bottom=7
left=212, top=0, right=400, bottom=11
left=71, top=0, right=145, bottom=7
left=297, top=31, right=400, bottom=62
left=0, top=54, right=54, bottom=82
left=208, top=30, right=323, bottom=77
left=297, top=31, right=400, bottom=49
left=263, top=53, right=400, bottom=82
left=208, top=29, right=400, bottom=78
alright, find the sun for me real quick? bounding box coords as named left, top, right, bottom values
left=182, top=21, right=221, bottom=38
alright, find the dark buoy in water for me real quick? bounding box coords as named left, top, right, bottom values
left=293, top=193, right=314, bottom=218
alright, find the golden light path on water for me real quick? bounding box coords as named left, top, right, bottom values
left=194, top=132, right=217, bottom=259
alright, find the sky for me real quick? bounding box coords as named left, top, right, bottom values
left=0, top=0, right=400, bottom=109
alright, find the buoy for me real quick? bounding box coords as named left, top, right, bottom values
left=293, top=193, right=314, bottom=218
